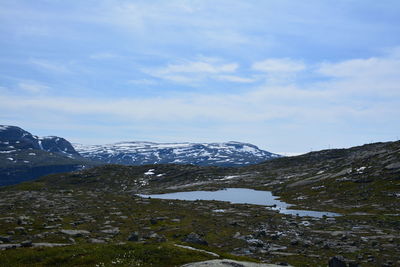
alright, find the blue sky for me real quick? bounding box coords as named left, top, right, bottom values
left=1, top=0, right=400, bottom=154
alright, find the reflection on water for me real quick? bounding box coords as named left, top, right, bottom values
left=138, top=188, right=339, bottom=218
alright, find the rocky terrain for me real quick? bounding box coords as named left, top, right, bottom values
left=0, top=140, right=398, bottom=266
left=74, top=141, right=280, bottom=167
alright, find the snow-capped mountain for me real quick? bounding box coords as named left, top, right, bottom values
left=74, top=141, right=280, bottom=167
left=0, top=125, right=80, bottom=158
left=0, top=125, right=93, bottom=186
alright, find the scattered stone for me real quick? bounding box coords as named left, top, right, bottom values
left=89, top=238, right=106, bottom=244
left=0, top=244, right=20, bottom=250
left=127, top=232, right=139, bottom=242
left=0, top=236, right=11, bottom=243
left=20, top=240, right=32, bottom=247
left=60, top=229, right=90, bottom=237
left=181, top=259, right=288, bottom=266
left=385, top=162, right=400, bottom=170
left=183, top=232, right=208, bottom=246
left=247, top=238, right=266, bottom=248
left=101, top=227, right=120, bottom=235
left=328, top=256, right=347, bottom=267
left=31, top=243, right=70, bottom=248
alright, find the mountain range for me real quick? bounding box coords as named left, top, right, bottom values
left=0, top=125, right=279, bottom=185
left=74, top=141, right=280, bottom=167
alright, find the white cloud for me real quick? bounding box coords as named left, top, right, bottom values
left=317, top=57, right=400, bottom=79
left=29, top=59, right=70, bottom=74
left=215, top=75, right=257, bottom=83
left=160, top=60, right=238, bottom=74
left=89, top=52, right=119, bottom=60
left=18, top=81, right=49, bottom=93
left=252, top=58, right=306, bottom=73
left=144, top=58, right=239, bottom=84
left=316, top=52, right=400, bottom=97
left=127, top=79, right=158, bottom=85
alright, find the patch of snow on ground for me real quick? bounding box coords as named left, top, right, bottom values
left=212, top=209, right=225, bottom=213
left=220, top=175, right=241, bottom=181
left=144, top=169, right=155, bottom=175
left=7, top=158, right=14, bottom=161
left=356, top=166, right=366, bottom=173
left=29, top=153, right=36, bottom=156
left=0, top=150, right=16, bottom=154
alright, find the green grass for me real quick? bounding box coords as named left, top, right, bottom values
left=0, top=243, right=219, bottom=267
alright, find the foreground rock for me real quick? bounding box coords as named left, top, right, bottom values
left=181, top=259, right=290, bottom=267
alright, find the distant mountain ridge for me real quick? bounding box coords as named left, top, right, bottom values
left=0, top=125, right=280, bottom=185
left=0, top=125, right=80, bottom=158
left=0, top=125, right=92, bottom=186
left=74, top=141, right=280, bottom=167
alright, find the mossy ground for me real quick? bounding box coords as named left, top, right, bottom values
left=0, top=242, right=218, bottom=267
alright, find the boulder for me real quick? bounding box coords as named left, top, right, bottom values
left=182, top=232, right=208, bottom=246
left=328, top=256, right=347, bottom=267
left=181, top=259, right=289, bottom=266
left=60, top=229, right=90, bottom=237
left=20, top=240, right=32, bottom=247
left=127, top=232, right=139, bottom=242
left=0, top=236, right=11, bottom=243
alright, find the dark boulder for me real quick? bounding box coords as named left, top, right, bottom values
left=182, top=232, right=208, bottom=246
left=329, top=256, right=347, bottom=267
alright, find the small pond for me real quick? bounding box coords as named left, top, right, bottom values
left=138, top=188, right=339, bottom=218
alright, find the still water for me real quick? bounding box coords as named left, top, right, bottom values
left=138, top=188, right=339, bottom=218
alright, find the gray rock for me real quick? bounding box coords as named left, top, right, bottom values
left=0, top=236, right=11, bottom=242
left=89, top=238, right=106, bottom=244
left=182, top=232, right=208, bottom=246
left=32, top=243, right=69, bottom=248
left=127, top=232, right=139, bottom=242
left=181, top=259, right=289, bottom=266
left=101, top=227, right=120, bottom=235
left=20, top=240, right=32, bottom=247
left=246, top=238, right=266, bottom=248
left=0, top=244, right=20, bottom=250
left=329, top=255, right=347, bottom=267
left=385, top=162, right=400, bottom=170
left=60, top=229, right=90, bottom=237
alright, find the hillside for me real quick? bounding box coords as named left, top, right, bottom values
left=0, top=141, right=398, bottom=266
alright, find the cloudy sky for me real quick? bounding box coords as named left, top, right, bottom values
left=1, top=0, right=400, bottom=154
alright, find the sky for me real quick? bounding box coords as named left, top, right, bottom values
left=1, top=0, right=400, bottom=154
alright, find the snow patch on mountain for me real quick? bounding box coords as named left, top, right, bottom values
left=74, top=141, right=280, bottom=167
